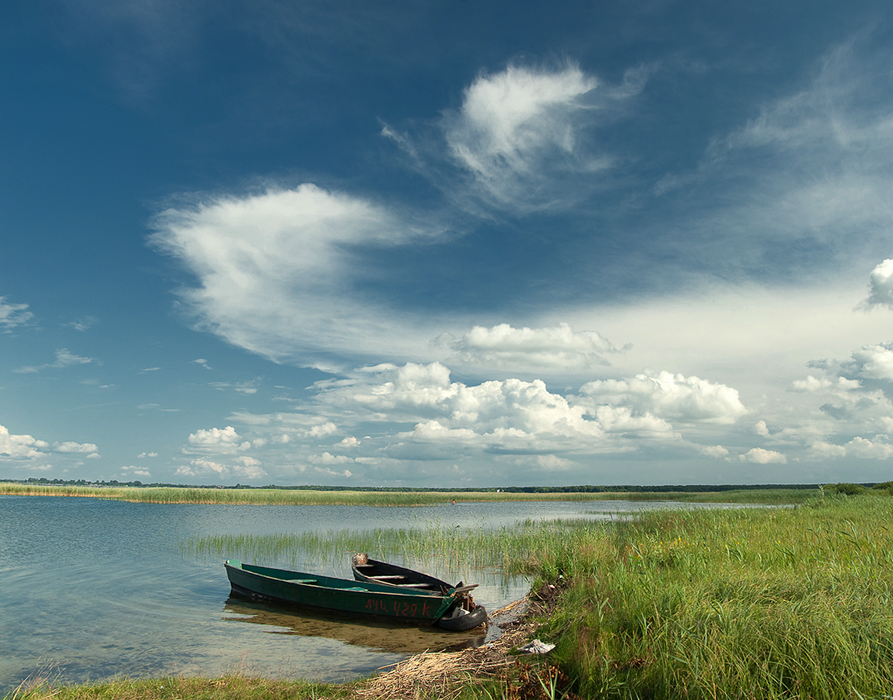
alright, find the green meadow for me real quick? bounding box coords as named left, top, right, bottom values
left=9, top=487, right=893, bottom=699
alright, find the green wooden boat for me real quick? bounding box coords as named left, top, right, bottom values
left=224, top=559, right=469, bottom=625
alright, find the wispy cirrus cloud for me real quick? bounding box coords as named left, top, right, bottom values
left=149, top=183, right=448, bottom=368
left=0, top=296, right=34, bottom=331
left=654, top=36, right=893, bottom=277
left=442, top=63, right=607, bottom=213
left=384, top=62, right=644, bottom=217
left=65, top=316, right=99, bottom=332
left=14, top=348, right=99, bottom=374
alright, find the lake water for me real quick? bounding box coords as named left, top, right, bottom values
left=0, top=495, right=729, bottom=692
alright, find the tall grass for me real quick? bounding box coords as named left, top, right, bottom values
left=535, top=493, right=893, bottom=698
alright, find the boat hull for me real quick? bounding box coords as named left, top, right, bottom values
left=351, top=554, right=488, bottom=631
left=225, top=560, right=459, bottom=625
left=352, top=554, right=453, bottom=592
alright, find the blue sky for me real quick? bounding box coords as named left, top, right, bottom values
left=3, top=1, right=893, bottom=487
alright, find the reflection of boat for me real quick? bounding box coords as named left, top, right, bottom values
left=225, top=559, right=472, bottom=625
left=352, top=553, right=488, bottom=631
left=223, top=596, right=487, bottom=654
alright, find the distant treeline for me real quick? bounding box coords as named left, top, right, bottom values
left=2, top=477, right=883, bottom=493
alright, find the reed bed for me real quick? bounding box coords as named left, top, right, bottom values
left=0, top=483, right=816, bottom=506
left=182, top=517, right=598, bottom=577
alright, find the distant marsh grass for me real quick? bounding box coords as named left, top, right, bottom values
left=0, top=483, right=817, bottom=505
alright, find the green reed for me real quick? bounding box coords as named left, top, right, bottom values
left=0, top=484, right=468, bottom=506
left=0, top=483, right=816, bottom=505
left=182, top=518, right=602, bottom=578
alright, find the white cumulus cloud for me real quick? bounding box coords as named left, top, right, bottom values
left=438, top=322, right=619, bottom=371
left=844, top=437, right=893, bottom=460
left=579, top=370, right=748, bottom=424
left=185, top=426, right=253, bottom=455
left=176, top=456, right=267, bottom=480
left=54, top=441, right=100, bottom=456
left=844, top=343, right=893, bottom=382
left=188, top=426, right=242, bottom=446
left=0, top=424, right=49, bottom=460
left=862, top=258, right=893, bottom=310
left=739, top=448, right=787, bottom=464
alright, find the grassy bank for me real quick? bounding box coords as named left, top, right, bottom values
left=0, top=483, right=818, bottom=506
left=532, top=491, right=893, bottom=698
left=5, top=676, right=351, bottom=700
left=10, top=491, right=893, bottom=699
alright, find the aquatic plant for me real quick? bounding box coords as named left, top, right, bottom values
left=0, top=483, right=818, bottom=506
left=181, top=517, right=603, bottom=585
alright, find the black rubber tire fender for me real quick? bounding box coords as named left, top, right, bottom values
left=437, top=604, right=488, bottom=631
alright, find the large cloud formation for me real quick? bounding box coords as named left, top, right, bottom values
left=579, top=371, right=748, bottom=425
left=186, top=362, right=752, bottom=484
left=150, top=184, right=442, bottom=367
left=143, top=50, right=893, bottom=485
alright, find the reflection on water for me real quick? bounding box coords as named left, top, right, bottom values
left=0, top=495, right=729, bottom=692
left=223, top=596, right=488, bottom=653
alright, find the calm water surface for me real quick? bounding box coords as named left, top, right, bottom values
left=0, top=496, right=725, bottom=691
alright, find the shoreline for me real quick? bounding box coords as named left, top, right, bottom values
left=6, top=592, right=547, bottom=700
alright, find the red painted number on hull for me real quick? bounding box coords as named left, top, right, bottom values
left=364, top=598, right=434, bottom=618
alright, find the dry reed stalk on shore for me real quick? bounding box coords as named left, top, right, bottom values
left=357, top=596, right=542, bottom=700
left=358, top=647, right=517, bottom=700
